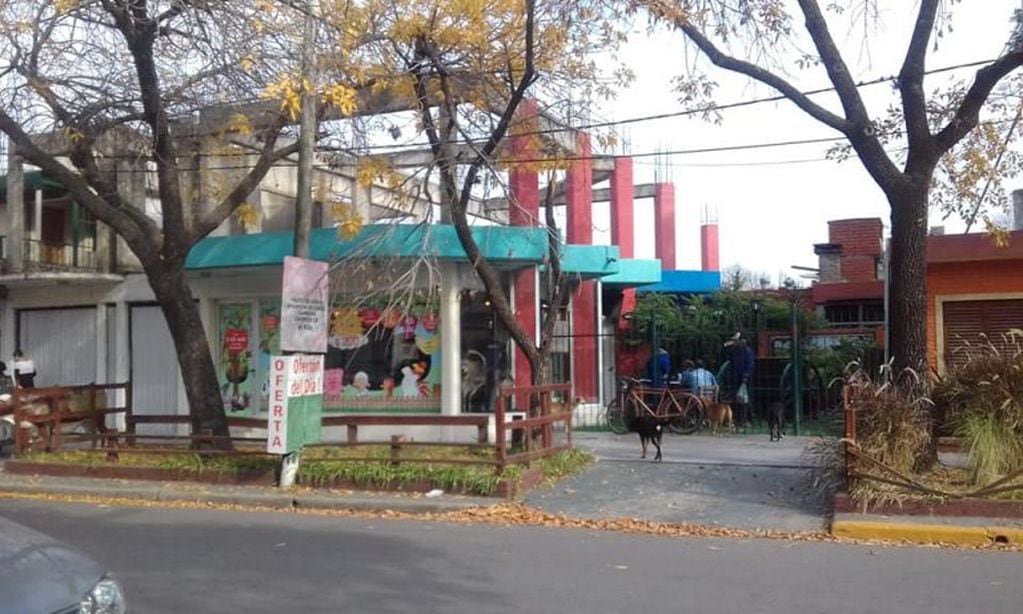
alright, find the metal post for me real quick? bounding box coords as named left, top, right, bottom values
left=791, top=298, right=803, bottom=436
left=293, top=0, right=319, bottom=259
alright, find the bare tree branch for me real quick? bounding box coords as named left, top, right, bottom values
left=935, top=50, right=1023, bottom=154
left=897, top=0, right=940, bottom=146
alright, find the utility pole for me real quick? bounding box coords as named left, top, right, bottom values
left=294, top=0, right=319, bottom=259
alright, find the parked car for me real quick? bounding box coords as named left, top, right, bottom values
left=0, top=515, right=126, bottom=613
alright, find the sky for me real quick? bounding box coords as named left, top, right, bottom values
left=586, top=1, right=1023, bottom=286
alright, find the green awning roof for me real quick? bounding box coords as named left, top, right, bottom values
left=186, top=224, right=549, bottom=270
left=558, top=244, right=620, bottom=278
left=601, top=258, right=663, bottom=288
left=0, top=170, right=66, bottom=199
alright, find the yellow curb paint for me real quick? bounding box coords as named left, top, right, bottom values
left=832, top=520, right=1023, bottom=546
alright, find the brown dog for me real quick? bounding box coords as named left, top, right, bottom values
left=704, top=401, right=734, bottom=435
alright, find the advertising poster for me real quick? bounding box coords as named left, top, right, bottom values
left=219, top=303, right=254, bottom=415
left=258, top=300, right=281, bottom=411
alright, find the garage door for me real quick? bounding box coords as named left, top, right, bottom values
left=130, top=305, right=184, bottom=436
left=18, top=307, right=98, bottom=387
left=942, top=299, right=1023, bottom=370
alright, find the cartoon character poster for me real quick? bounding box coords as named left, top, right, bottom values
left=218, top=303, right=254, bottom=414
left=258, top=300, right=281, bottom=411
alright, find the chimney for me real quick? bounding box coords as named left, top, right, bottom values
left=699, top=205, right=719, bottom=271
left=1013, top=189, right=1023, bottom=231
left=929, top=226, right=945, bottom=236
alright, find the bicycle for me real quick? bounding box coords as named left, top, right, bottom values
left=605, top=378, right=705, bottom=435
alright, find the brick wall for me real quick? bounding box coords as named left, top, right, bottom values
left=926, top=260, right=1023, bottom=370
left=829, top=218, right=882, bottom=283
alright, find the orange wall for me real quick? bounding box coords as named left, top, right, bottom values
left=926, top=260, right=1023, bottom=370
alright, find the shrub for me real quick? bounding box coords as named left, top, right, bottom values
left=933, top=332, right=1023, bottom=485
left=846, top=365, right=932, bottom=475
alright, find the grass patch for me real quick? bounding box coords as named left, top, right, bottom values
left=23, top=450, right=279, bottom=474
left=20, top=445, right=594, bottom=497
left=535, top=448, right=593, bottom=484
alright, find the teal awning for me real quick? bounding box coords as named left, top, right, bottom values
left=558, top=244, right=620, bottom=278
left=0, top=170, right=66, bottom=199
left=186, top=224, right=549, bottom=270
left=601, top=258, right=662, bottom=288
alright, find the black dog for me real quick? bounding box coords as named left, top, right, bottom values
left=626, top=412, right=663, bottom=461
left=767, top=401, right=785, bottom=442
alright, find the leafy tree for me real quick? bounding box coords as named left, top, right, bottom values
left=635, top=1, right=1023, bottom=375
left=0, top=1, right=362, bottom=445
left=347, top=0, right=630, bottom=386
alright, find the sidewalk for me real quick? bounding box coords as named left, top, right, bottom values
left=0, top=469, right=495, bottom=515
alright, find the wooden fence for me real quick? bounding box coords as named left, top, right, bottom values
left=10, top=382, right=574, bottom=474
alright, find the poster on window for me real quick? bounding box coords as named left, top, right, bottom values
left=219, top=303, right=254, bottom=414
left=258, top=300, right=281, bottom=411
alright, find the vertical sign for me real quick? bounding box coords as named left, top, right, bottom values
left=280, top=256, right=329, bottom=353
left=267, top=354, right=324, bottom=454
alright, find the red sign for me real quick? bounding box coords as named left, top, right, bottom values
left=225, top=329, right=249, bottom=354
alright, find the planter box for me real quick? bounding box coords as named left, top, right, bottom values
left=4, top=460, right=546, bottom=499
left=834, top=491, right=1023, bottom=518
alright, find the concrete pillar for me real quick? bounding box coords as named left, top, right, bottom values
left=509, top=99, right=539, bottom=389
left=95, top=305, right=108, bottom=385
left=700, top=223, right=720, bottom=271
left=6, top=146, right=23, bottom=272
left=654, top=183, right=676, bottom=269
left=566, top=133, right=597, bottom=402
left=610, top=156, right=636, bottom=330
left=1, top=300, right=16, bottom=362
left=609, top=157, right=634, bottom=258
left=439, top=262, right=462, bottom=428
left=32, top=189, right=42, bottom=243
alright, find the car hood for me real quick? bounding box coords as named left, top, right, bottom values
left=0, top=516, right=105, bottom=612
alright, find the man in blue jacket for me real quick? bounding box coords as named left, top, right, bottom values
left=728, top=335, right=754, bottom=427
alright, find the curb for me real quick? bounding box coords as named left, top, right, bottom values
left=831, top=519, right=1023, bottom=546
left=0, top=479, right=495, bottom=515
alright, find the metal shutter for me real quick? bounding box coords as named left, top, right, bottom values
left=130, top=305, right=184, bottom=436
left=943, top=299, right=1023, bottom=370
left=17, top=307, right=98, bottom=387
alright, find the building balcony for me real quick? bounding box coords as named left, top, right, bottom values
left=0, top=236, right=99, bottom=274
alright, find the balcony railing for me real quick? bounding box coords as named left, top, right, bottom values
left=18, top=237, right=98, bottom=272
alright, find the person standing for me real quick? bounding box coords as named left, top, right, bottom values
left=728, top=336, right=754, bottom=427
left=645, top=346, right=672, bottom=387
left=11, top=349, right=36, bottom=389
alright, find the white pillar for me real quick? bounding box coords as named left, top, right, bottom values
left=439, top=262, right=461, bottom=440
left=595, top=280, right=604, bottom=406
left=33, top=189, right=42, bottom=241
left=95, top=305, right=108, bottom=385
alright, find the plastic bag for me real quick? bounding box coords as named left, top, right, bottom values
left=736, top=383, right=750, bottom=405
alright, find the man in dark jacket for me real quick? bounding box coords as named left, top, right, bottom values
left=728, top=336, right=754, bottom=426
left=646, top=346, right=672, bottom=387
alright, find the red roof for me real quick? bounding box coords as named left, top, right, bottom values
left=926, top=230, right=1023, bottom=263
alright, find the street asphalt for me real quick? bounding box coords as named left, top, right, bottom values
left=1, top=499, right=1020, bottom=614
left=526, top=432, right=828, bottom=532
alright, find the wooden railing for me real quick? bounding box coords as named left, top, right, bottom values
left=11, top=384, right=575, bottom=475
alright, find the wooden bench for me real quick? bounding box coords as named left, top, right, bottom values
left=13, top=384, right=129, bottom=454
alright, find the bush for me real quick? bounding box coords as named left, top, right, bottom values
left=846, top=365, right=932, bottom=475
left=933, top=333, right=1023, bottom=485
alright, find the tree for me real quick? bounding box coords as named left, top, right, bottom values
left=635, top=1, right=1023, bottom=375
left=0, top=2, right=360, bottom=444
left=343, top=0, right=630, bottom=387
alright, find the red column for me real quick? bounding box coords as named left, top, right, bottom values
left=509, top=100, right=539, bottom=388
left=566, top=134, right=597, bottom=402
left=654, top=183, right=676, bottom=270
left=610, top=156, right=636, bottom=331
left=700, top=223, right=719, bottom=271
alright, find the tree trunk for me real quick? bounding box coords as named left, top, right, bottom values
left=887, top=186, right=930, bottom=377
left=147, top=261, right=232, bottom=449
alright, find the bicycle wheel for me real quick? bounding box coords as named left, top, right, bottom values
left=667, top=393, right=705, bottom=435
left=604, top=398, right=630, bottom=434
